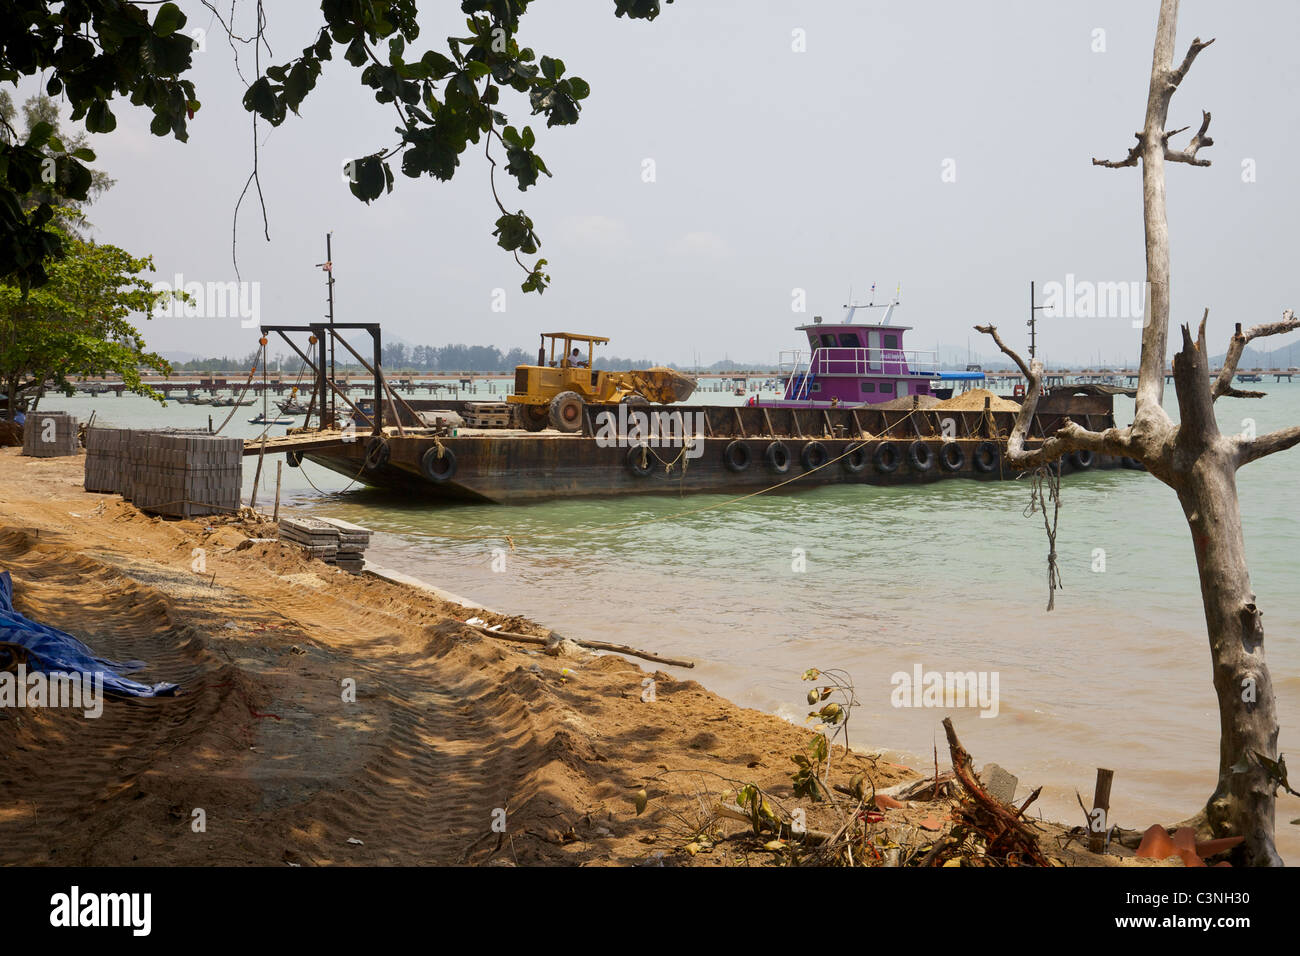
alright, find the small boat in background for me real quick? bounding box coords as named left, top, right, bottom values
left=249, top=413, right=295, bottom=425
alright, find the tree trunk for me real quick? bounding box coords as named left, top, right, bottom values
left=980, top=0, right=1288, bottom=864
left=1173, top=462, right=1281, bottom=866
left=1168, top=312, right=1282, bottom=867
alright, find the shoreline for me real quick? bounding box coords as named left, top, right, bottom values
left=0, top=449, right=1159, bottom=866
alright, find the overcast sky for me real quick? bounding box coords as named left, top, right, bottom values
left=18, top=0, right=1300, bottom=367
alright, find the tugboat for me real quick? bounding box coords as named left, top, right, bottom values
left=765, top=296, right=984, bottom=408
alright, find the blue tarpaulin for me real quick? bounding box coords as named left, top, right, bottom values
left=0, top=571, right=179, bottom=697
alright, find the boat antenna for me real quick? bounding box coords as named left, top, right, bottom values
left=314, top=232, right=336, bottom=424
left=1028, top=280, right=1047, bottom=361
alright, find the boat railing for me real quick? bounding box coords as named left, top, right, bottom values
left=782, top=348, right=940, bottom=378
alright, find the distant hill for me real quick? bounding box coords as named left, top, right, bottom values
left=1208, top=342, right=1300, bottom=370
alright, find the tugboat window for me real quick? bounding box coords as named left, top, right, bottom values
left=883, top=334, right=899, bottom=349
left=860, top=382, right=876, bottom=393
left=879, top=382, right=895, bottom=393
left=820, top=334, right=836, bottom=347
left=839, top=334, right=859, bottom=348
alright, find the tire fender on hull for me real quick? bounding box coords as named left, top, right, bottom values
left=420, top=445, right=457, bottom=482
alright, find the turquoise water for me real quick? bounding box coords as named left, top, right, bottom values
left=47, top=383, right=1300, bottom=859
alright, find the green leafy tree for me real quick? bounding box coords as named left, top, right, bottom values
left=1, top=0, right=673, bottom=293
left=0, top=222, right=175, bottom=416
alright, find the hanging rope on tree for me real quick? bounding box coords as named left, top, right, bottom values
left=1023, top=459, right=1064, bottom=611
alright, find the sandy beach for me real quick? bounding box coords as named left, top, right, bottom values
left=0, top=448, right=1171, bottom=866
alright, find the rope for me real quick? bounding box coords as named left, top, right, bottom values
left=1023, top=458, right=1063, bottom=611
left=297, top=453, right=370, bottom=497
left=212, top=364, right=259, bottom=435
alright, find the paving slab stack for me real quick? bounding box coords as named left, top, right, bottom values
left=83, top=426, right=242, bottom=518
left=278, top=515, right=373, bottom=574
left=319, top=516, right=372, bottom=574
left=21, top=410, right=80, bottom=458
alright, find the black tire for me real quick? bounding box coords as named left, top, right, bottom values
left=801, top=441, right=828, bottom=470
left=873, top=441, right=900, bottom=474
left=723, top=440, right=751, bottom=472
left=514, top=403, right=549, bottom=432
left=842, top=442, right=869, bottom=474
left=364, top=436, right=390, bottom=471
left=420, top=446, right=457, bottom=482
left=627, top=443, right=653, bottom=477
left=1121, top=455, right=1146, bottom=471
left=765, top=441, right=790, bottom=473
left=1070, top=449, right=1096, bottom=470
left=548, top=390, right=585, bottom=433
left=940, top=442, right=965, bottom=472
left=286, top=450, right=303, bottom=468
left=907, top=440, right=934, bottom=473
left=973, top=441, right=999, bottom=473
left=622, top=394, right=650, bottom=406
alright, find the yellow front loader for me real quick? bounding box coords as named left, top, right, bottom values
left=506, top=332, right=697, bottom=432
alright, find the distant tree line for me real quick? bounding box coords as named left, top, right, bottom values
left=167, top=342, right=722, bottom=373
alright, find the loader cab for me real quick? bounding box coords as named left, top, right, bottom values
left=541, top=332, right=609, bottom=371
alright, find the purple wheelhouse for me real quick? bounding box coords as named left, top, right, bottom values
left=761, top=299, right=981, bottom=408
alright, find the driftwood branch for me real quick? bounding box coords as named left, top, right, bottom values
left=1213, top=309, right=1299, bottom=400
left=943, top=717, right=1050, bottom=866
left=461, top=620, right=695, bottom=668
left=973, top=324, right=1132, bottom=467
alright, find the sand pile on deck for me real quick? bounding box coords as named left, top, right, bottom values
left=932, top=388, right=1021, bottom=412
left=873, top=394, right=941, bottom=411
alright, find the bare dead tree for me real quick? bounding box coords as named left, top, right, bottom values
left=976, top=0, right=1296, bottom=866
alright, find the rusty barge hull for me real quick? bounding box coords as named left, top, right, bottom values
left=300, top=398, right=1136, bottom=505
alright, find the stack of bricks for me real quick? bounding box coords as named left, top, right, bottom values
left=129, top=433, right=243, bottom=518
left=83, top=427, right=242, bottom=518
left=21, top=410, right=80, bottom=458
left=83, top=426, right=124, bottom=492
left=278, top=515, right=373, bottom=575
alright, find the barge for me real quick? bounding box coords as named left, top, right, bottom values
left=288, top=387, right=1138, bottom=504
left=254, top=317, right=1139, bottom=505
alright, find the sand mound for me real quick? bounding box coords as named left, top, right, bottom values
left=932, top=388, right=1021, bottom=412
left=872, top=394, right=941, bottom=411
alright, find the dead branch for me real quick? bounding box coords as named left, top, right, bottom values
left=973, top=324, right=1133, bottom=467
left=1092, top=133, right=1142, bottom=169
left=1168, top=36, right=1215, bottom=89
left=460, top=621, right=695, bottom=668
left=1213, top=310, right=1299, bottom=400
left=942, top=717, right=1050, bottom=866
left=1165, top=109, right=1213, bottom=166
left=1238, top=424, right=1300, bottom=468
